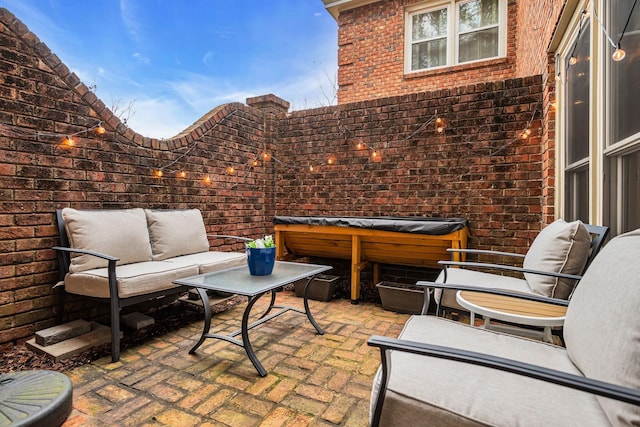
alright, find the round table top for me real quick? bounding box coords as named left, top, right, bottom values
left=456, top=290, right=567, bottom=327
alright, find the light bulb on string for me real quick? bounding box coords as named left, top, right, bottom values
left=154, top=169, right=164, bottom=178
left=371, top=150, right=382, bottom=162
left=178, top=170, right=187, bottom=178
left=435, top=117, right=446, bottom=133
left=226, top=166, right=235, bottom=175
left=521, top=128, right=532, bottom=139
left=356, top=141, right=365, bottom=150
left=568, top=56, right=578, bottom=65
left=261, top=152, right=271, bottom=162
left=62, top=136, right=75, bottom=147
left=94, top=124, right=106, bottom=136
left=203, top=175, right=211, bottom=184
left=327, top=155, right=336, bottom=165
left=308, top=165, right=314, bottom=172
left=251, top=159, right=259, bottom=167
left=612, top=44, right=626, bottom=61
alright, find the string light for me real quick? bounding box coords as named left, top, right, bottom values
left=261, top=152, right=271, bottom=162
left=203, top=175, right=211, bottom=184
left=154, top=169, right=163, bottom=178
left=612, top=45, right=626, bottom=61
left=178, top=170, right=187, bottom=178
left=327, top=155, right=336, bottom=165
left=251, top=159, right=259, bottom=167
left=226, top=166, right=235, bottom=175
left=94, top=123, right=106, bottom=136
left=435, top=117, right=446, bottom=133
left=62, top=136, right=75, bottom=147
left=309, top=165, right=314, bottom=172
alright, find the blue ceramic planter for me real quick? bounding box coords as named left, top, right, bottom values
left=246, top=247, right=276, bottom=276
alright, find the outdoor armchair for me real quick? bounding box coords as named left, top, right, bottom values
left=368, top=228, right=640, bottom=426
left=434, top=220, right=609, bottom=314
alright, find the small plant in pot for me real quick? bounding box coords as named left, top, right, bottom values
left=246, top=235, right=276, bottom=276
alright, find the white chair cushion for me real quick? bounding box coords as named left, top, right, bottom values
left=62, top=208, right=153, bottom=273
left=164, top=251, right=246, bottom=274
left=64, top=260, right=199, bottom=298
left=523, top=219, right=591, bottom=298
left=145, top=209, right=210, bottom=261
left=435, top=268, right=531, bottom=312
left=564, top=228, right=640, bottom=426
left=372, top=316, right=610, bottom=426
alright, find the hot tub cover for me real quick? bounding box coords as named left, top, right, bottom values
left=273, top=216, right=467, bottom=236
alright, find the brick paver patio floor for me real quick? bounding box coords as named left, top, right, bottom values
left=62, top=290, right=410, bottom=426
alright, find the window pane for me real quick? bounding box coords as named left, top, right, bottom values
left=566, top=25, right=590, bottom=164
left=622, top=150, right=640, bottom=231
left=611, top=0, right=640, bottom=143
left=458, top=27, right=498, bottom=62
left=412, top=39, right=447, bottom=70
left=565, top=166, right=589, bottom=222
left=412, top=8, right=447, bottom=41
left=459, top=0, right=498, bottom=32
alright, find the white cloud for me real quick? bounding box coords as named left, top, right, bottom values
left=132, top=52, right=150, bottom=64
left=119, top=0, right=143, bottom=44
left=124, top=97, right=192, bottom=139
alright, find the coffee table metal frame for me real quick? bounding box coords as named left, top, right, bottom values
left=174, top=261, right=332, bottom=376
left=455, top=290, right=567, bottom=343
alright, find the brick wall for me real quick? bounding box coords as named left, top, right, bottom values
left=334, top=0, right=566, bottom=105
left=0, top=8, right=549, bottom=348
left=0, top=9, right=278, bottom=349
left=335, top=0, right=519, bottom=104
left=277, top=76, right=546, bottom=248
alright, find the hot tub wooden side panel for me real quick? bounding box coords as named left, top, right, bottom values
left=274, top=223, right=468, bottom=302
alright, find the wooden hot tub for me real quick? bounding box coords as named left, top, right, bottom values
left=273, top=216, right=468, bottom=303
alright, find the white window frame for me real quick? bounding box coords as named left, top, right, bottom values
left=556, top=0, right=640, bottom=236
left=405, top=0, right=507, bottom=73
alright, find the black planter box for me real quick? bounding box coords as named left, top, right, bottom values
left=376, top=281, right=427, bottom=315
left=293, top=274, right=339, bottom=302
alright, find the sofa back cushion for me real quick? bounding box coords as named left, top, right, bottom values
left=62, top=208, right=153, bottom=273
left=522, top=219, right=591, bottom=299
left=563, top=228, right=640, bottom=425
left=145, top=209, right=210, bottom=261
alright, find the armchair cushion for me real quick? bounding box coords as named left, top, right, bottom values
left=371, top=316, right=609, bottom=426
left=564, top=228, right=640, bottom=425
left=62, top=208, right=153, bottom=273
left=145, top=209, right=210, bottom=261
left=523, top=219, right=591, bottom=298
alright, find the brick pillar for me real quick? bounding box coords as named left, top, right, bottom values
left=246, top=94, right=290, bottom=116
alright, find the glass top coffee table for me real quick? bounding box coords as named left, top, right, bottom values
left=174, top=261, right=332, bottom=376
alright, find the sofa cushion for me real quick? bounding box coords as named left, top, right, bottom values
left=523, top=219, right=591, bottom=298
left=62, top=208, right=153, bottom=273
left=435, top=268, right=531, bottom=311
left=145, top=209, right=210, bottom=261
left=64, top=260, right=199, bottom=298
left=372, top=316, right=609, bottom=426
left=563, top=228, right=640, bottom=426
left=164, top=251, right=246, bottom=274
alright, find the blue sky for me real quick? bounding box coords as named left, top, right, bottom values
left=1, top=0, right=338, bottom=138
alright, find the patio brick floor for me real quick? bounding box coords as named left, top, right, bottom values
left=61, top=290, right=410, bottom=426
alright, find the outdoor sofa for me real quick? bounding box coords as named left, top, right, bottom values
left=53, top=208, right=246, bottom=362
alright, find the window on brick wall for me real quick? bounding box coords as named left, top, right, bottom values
left=557, top=0, right=640, bottom=237
left=406, top=0, right=507, bottom=72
